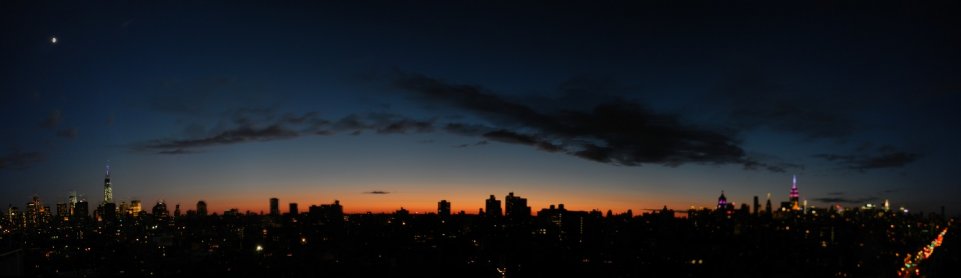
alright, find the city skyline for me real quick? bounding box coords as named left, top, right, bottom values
left=13, top=166, right=924, bottom=217
left=3, top=1, right=961, bottom=216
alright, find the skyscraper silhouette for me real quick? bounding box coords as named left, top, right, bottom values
left=765, top=193, right=772, bottom=216
left=197, top=200, right=208, bottom=217
left=438, top=200, right=451, bottom=217
left=270, top=198, right=280, bottom=217
left=485, top=195, right=502, bottom=217
left=504, top=192, right=531, bottom=223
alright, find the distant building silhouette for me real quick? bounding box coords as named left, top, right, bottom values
left=307, top=200, right=343, bottom=224
left=485, top=195, right=502, bottom=217
left=197, top=200, right=208, bottom=217
left=765, top=193, right=772, bottom=216
left=438, top=200, right=451, bottom=217
left=505, top=192, right=531, bottom=223
left=270, top=198, right=280, bottom=217
left=102, top=202, right=117, bottom=222
left=289, top=202, right=299, bottom=216
left=74, top=201, right=88, bottom=219
left=753, top=195, right=760, bottom=216
left=152, top=201, right=168, bottom=218
left=56, top=203, right=69, bottom=220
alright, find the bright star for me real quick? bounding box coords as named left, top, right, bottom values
left=51, top=36, right=57, bottom=44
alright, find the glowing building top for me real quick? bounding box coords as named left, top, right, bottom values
left=789, top=175, right=800, bottom=211
left=717, top=191, right=728, bottom=209
left=104, top=163, right=113, bottom=204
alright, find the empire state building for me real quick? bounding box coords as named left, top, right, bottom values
left=104, top=164, right=113, bottom=204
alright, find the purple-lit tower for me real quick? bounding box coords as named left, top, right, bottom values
left=717, top=191, right=728, bottom=210
left=789, top=175, right=800, bottom=211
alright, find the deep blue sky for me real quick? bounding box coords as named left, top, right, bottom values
left=2, top=1, right=959, bottom=214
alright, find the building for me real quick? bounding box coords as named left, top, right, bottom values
left=56, top=203, right=69, bottom=221
left=104, top=163, right=113, bottom=204
left=536, top=204, right=592, bottom=242
left=307, top=200, right=343, bottom=224
left=25, top=196, right=42, bottom=227
left=789, top=175, right=800, bottom=211
left=152, top=201, right=169, bottom=218
left=74, top=201, right=89, bottom=219
left=485, top=195, right=502, bottom=217
left=437, top=200, right=451, bottom=217
left=505, top=192, right=531, bottom=223
left=102, top=202, right=117, bottom=222
left=270, top=198, right=280, bottom=217
left=717, top=191, right=734, bottom=214
left=68, top=191, right=78, bottom=216
left=289, top=202, right=299, bottom=216
left=130, top=200, right=142, bottom=216
left=765, top=193, right=772, bottom=216
left=197, top=200, right=208, bottom=216
left=753, top=196, right=760, bottom=216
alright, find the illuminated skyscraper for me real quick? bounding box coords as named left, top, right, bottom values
left=68, top=191, right=78, bottom=215
left=26, top=196, right=42, bottom=227
left=104, top=163, right=113, bottom=204
left=270, top=198, right=280, bottom=217
left=717, top=191, right=728, bottom=210
left=130, top=200, right=142, bottom=216
left=789, top=175, right=800, bottom=211
left=56, top=203, right=69, bottom=220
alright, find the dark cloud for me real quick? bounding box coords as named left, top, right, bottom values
left=443, top=123, right=493, bottom=136
left=0, top=150, right=45, bottom=170
left=136, top=112, right=434, bottom=154
left=454, top=140, right=488, bottom=148
left=812, top=196, right=879, bottom=205
left=364, top=190, right=390, bottom=194
left=482, top=130, right=564, bottom=153
left=56, top=128, right=78, bottom=139
left=157, top=149, right=197, bottom=155
left=39, top=110, right=62, bottom=129
left=394, top=73, right=791, bottom=171
left=367, top=114, right=433, bottom=134
left=815, top=145, right=921, bottom=171
left=142, top=124, right=298, bottom=153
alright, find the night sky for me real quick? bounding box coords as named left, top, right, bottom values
left=2, top=1, right=960, bottom=215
